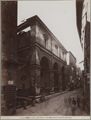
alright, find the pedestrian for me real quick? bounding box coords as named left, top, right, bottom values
left=77, top=95, right=80, bottom=108
left=40, top=87, right=46, bottom=102
left=72, top=97, right=76, bottom=105
left=71, top=97, right=76, bottom=115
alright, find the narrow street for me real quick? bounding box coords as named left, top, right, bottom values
left=16, top=89, right=87, bottom=116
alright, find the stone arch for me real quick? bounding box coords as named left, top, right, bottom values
left=40, top=56, right=50, bottom=94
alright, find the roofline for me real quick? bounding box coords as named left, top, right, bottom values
left=17, top=15, right=67, bottom=52
left=68, top=51, right=76, bottom=61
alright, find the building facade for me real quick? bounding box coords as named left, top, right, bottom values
left=1, top=1, right=17, bottom=115
left=17, top=15, right=68, bottom=95
left=81, top=0, right=90, bottom=113
left=81, top=0, right=90, bottom=78
left=1, top=1, right=17, bottom=86
left=76, top=0, right=90, bottom=113
left=76, top=0, right=90, bottom=80
left=76, top=0, right=90, bottom=92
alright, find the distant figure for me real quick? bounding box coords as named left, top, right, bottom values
left=40, top=88, right=45, bottom=102
left=72, top=97, right=76, bottom=106
left=71, top=97, right=76, bottom=115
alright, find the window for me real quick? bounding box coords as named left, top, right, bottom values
left=43, top=33, right=49, bottom=47
left=54, top=44, right=59, bottom=56
left=55, top=45, right=58, bottom=49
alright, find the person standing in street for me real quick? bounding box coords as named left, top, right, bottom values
left=71, top=97, right=76, bottom=115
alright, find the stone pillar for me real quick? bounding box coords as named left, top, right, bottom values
left=35, top=66, right=41, bottom=95
left=30, top=48, right=41, bottom=95
left=30, top=65, right=41, bottom=95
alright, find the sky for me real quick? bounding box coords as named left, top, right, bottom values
left=18, top=0, right=84, bottom=70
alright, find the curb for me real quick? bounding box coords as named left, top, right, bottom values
left=35, top=90, right=69, bottom=102
left=45, top=90, right=69, bottom=100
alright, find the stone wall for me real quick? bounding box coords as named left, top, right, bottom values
left=16, top=16, right=68, bottom=95
left=35, top=22, right=67, bottom=62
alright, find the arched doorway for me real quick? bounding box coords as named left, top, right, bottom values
left=40, top=57, right=50, bottom=94
left=53, top=63, right=59, bottom=92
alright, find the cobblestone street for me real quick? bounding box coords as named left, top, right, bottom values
left=16, top=90, right=87, bottom=116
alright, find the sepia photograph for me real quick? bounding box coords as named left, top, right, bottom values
left=1, top=0, right=90, bottom=119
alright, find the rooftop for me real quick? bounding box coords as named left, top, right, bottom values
left=17, top=15, right=67, bottom=52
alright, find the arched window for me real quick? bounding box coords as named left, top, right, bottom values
left=43, top=33, right=49, bottom=48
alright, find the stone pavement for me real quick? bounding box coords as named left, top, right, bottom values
left=16, top=89, right=88, bottom=116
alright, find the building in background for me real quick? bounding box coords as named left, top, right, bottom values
left=76, top=0, right=90, bottom=114
left=81, top=0, right=90, bottom=80
left=66, top=51, right=77, bottom=89
left=76, top=67, right=82, bottom=88
left=76, top=0, right=90, bottom=81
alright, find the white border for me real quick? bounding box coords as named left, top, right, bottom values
left=1, top=116, right=91, bottom=120
left=0, top=0, right=91, bottom=120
